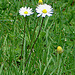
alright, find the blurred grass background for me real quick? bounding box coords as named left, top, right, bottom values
left=0, top=0, right=75, bottom=75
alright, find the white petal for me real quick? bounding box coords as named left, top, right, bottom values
left=42, top=14, right=46, bottom=17
left=25, top=7, right=27, bottom=9
left=37, top=14, right=41, bottom=17
left=28, top=7, right=30, bottom=10
left=24, top=15, right=26, bottom=17
left=50, top=12, right=53, bottom=14
left=47, top=13, right=52, bottom=16
left=27, top=14, right=30, bottom=16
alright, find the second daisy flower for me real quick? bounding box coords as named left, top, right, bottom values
left=36, top=4, right=53, bottom=17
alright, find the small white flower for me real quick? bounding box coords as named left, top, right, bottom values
left=36, top=4, right=53, bottom=17
left=19, top=7, right=33, bottom=17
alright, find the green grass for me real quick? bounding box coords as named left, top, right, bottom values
left=0, top=0, right=75, bottom=75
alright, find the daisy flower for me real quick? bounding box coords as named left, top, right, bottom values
left=19, top=7, right=33, bottom=17
left=36, top=4, right=53, bottom=17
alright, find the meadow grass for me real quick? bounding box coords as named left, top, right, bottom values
left=0, top=0, right=75, bottom=75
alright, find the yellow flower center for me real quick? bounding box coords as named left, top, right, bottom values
left=24, top=11, right=28, bottom=14
left=38, top=0, right=43, bottom=4
left=42, top=9, right=47, bottom=13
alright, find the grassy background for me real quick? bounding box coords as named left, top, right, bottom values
left=0, top=0, right=75, bottom=75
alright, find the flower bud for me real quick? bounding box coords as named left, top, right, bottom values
left=38, top=0, right=43, bottom=5
left=57, top=46, right=63, bottom=53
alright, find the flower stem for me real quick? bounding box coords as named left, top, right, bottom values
left=21, top=17, right=26, bottom=59
left=28, top=17, right=40, bottom=50
left=25, top=17, right=44, bottom=66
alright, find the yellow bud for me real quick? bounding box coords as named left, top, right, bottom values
left=57, top=46, right=63, bottom=53
left=9, top=13, right=13, bottom=16
left=38, top=0, right=43, bottom=5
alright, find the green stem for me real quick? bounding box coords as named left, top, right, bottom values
left=28, top=17, right=39, bottom=50
left=25, top=17, right=44, bottom=66
left=22, top=0, right=23, bottom=6
left=21, top=17, right=26, bottom=59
